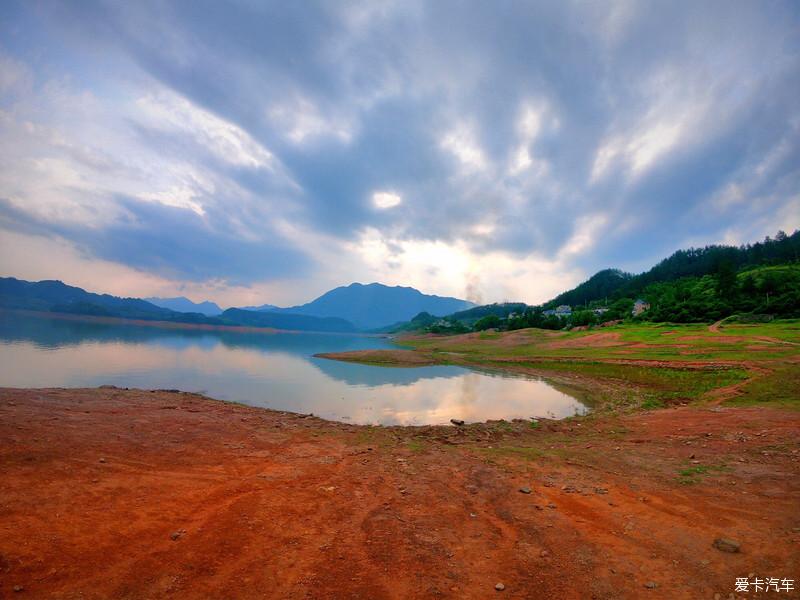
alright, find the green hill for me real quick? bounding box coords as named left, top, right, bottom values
left=386, top=230, right=800, bottom=333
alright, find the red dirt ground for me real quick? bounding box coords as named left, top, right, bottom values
left=1, top=388, right=798, bottom=599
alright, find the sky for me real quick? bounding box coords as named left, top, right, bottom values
left=0, top=1, right=798, bottom=308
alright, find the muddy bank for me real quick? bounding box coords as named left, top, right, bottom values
left=316, top=349, right=441, bottom=366
left=1, top=387, right=798, bottom=599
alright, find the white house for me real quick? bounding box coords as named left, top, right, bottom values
left=632, top=299, right=650, bottom=316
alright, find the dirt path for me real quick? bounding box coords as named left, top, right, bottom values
left=1, top=388, right=798, bottom=599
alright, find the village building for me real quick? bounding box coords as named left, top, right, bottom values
left=543, top=305, right=572, bottom=317
left=632, top=299, right=650, bottom=316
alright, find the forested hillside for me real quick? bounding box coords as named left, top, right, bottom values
left=389, top=230, right=800, bottom=333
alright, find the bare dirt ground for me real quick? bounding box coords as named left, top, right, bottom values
left=1, top=388, right=798, bottom=599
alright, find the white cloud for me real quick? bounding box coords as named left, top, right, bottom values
left=372, top=190, right=402, bottom=209
left=268, top=97, right=353, bottom=145
left=136, top=91, right=275, bottom=170
left=559, top=213, right=609, bottom=258
left=508, top=100, right=555, bottom=177
left=440, top=123, right=488, bottom=172
left=590, top=65, right=716, bottom=184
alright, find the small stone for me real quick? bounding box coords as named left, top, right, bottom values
left=644, top=582, right=658, bottom=589
left=98, top=458, right=106, bottom=463
left=540, top=550, right=549, bottom=558
left=713, top=538, right=740, bottom=553
left=170, top=529, right=186, bottom=541
left=689, top=453, right=696, bottom=459
left=495, top=583, right=505, bottom=591
left=547, top=503, right=556, bottom=509
left=13, top=585, right=23, bottom=592
left=450, top=419, right=465, bottom=426
left=519, top=487, right=532, bottom=494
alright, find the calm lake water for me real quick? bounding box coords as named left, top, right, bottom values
left=0, top=311, right=588, bottom=425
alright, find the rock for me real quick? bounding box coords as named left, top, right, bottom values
left=98, top=458, right=106, bottom=463
left=644, top=582, right=658, bottom=589
left=13, top=585, right=23, bottom=592
left=170, top=529, right=186, bottom=541
left=450, top=419, right=465, bottom=426
left=689, top=453, right=696, bottom=459
left=495, top=583, right=505, bottom=591
left=547, top=503, right=556, bottom=509
left=540, top=550, right=549, bottom=558
left=594, top=487, right=608, bottom=495
left=713, top=538, right=740, bottom=553
left=519, top=487, right=532, bottom=494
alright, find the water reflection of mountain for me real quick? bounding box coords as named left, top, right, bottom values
left=0, top=311, right=395, bottom=355
left=310, top=357, right=465, bottom=387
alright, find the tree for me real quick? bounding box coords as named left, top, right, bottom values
left=473, top=315, right=502, bottom=331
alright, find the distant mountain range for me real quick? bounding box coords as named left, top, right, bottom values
left=237, top=303, right=280, bottom=312
left=0, top=278, right=475, bottom=332
left=0, top=278, right=353, bottom=331
left=146, top=296, right=223, bottom=316
left=269, top=283, right=474, bottom=330
left=0, top=278, right=218, bottom=325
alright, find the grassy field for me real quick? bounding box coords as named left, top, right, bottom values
left=322, top=320, right=800, bottom=412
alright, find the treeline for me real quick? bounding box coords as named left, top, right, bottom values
left=546, top=230, right=800, bottom=309
left=644, top=265, right=799, bottom=323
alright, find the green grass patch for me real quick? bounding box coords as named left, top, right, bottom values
left=474, top=444, right=551, bottom=462
left=405, top=439, right=428, bottom=453
left=725, top=363, right=800, bottom=409
left=677, top=463, right=730, bottom=484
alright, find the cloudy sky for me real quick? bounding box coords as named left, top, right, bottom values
left=0, top=1, right=798, bottom=307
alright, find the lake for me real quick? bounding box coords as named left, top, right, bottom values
left=0, top=311, right=588, bottom=425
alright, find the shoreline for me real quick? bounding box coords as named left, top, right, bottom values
left=0, top=308, right=389, bottom=337
left=1, top=386, right=798, bottom=598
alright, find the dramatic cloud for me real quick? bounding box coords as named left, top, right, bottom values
left=0, top=0, right=798, bottom=306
